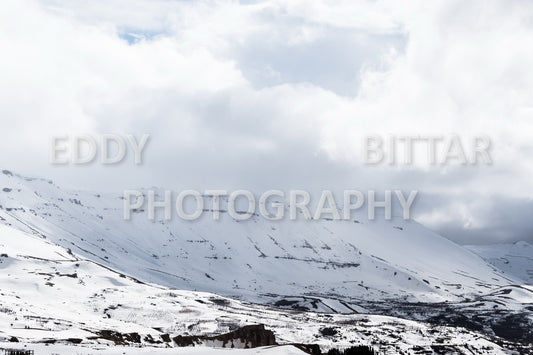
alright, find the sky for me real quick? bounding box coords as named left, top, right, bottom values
left=0, top=0, right=533, bottom=245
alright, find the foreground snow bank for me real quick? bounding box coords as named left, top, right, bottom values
left=0, top=344, right=306, bottom=355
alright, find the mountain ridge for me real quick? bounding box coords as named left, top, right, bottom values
left=0, top=169, right=523, bottom=308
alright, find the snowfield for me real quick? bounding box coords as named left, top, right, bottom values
left=0, top=170, right=532, bottom=354
left=466, top=241, right=533, bottom=285
left=0, top=224, right=528, bottom=354
left=0, top=343, right=308, bottom=355
left=0, top=170, right=522, bottom=306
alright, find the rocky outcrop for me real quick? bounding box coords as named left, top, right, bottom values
left=173, top=324, right=277, bottom=348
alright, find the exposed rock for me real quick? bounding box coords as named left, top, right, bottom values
left=173, top=324, right=276, bottom=348
left=91, top=330, right=142, bottom=345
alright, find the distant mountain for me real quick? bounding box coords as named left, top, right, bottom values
left=466, top=241, right=533, bottom=284
left=1, top=170, right=532, bottom=352
left=0, top=169, right=519, bottom=309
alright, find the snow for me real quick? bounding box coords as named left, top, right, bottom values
left=0, top=171, right=521, bottom=308
left=0, top=171, right=531, bottom=354
left=0, top=224, right=524, bottom=354
left=466, top=241, right=533, bottom=284
left=0, top=343, right=307, bottom=355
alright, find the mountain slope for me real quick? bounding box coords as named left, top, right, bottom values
left=0, top=169, right=520, bottom=308
left=0, top=224, right=527, bottom=354
left=466, top=241, right=533, bottom=285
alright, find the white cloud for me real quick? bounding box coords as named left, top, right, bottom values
left=0, top=0, right=532, bottom=244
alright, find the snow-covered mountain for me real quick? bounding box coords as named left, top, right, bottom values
left=0, top=169, right=532, bottom=353
left=466, top=242, right=533, bottom=285
left=0, top=169, right=521, bottom=307
left=0, top=224, right=529, bottom=354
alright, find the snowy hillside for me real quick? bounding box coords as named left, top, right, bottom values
left=0, top=224, right=529, bottom=354
left=0, top=170, right=520, bottom=308
left=466, top=242, right=533, bottom=284
left=0, top=170, right=532, bottom=352
left=0, top=344, right=308, bottom=355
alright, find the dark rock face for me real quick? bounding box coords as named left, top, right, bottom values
left=91, top=330, right=142, bottom=345
left=173, top=335, right=202, bottom=347
left=173, top=324, right=277, bottom=348
left=211, top=324, right=277, bottom=348
left=171, top=324, right=327, bottom=354
left=320, top=327, right=338, bottom=336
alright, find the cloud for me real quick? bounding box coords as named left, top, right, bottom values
left=0, top=0, right=532, bottom=244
